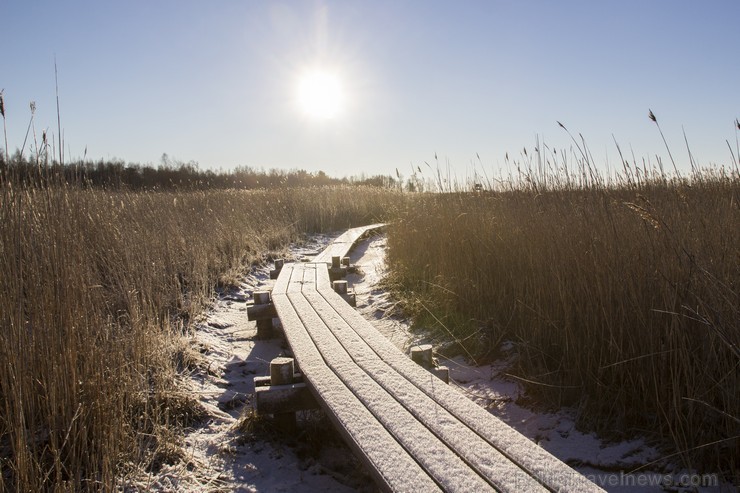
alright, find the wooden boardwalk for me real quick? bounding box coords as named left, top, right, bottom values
left=265, top=226, right=603, bottom=492
left=311, top=223, right=386, bottom=264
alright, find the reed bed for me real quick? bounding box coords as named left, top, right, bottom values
left=385, top=169, right=739, bottom=477
left=0, top=181, right=401, bottom=491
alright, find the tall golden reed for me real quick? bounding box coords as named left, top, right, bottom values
left=0, top=182, right=400, bottom=491
left=386, top=171, right=738, bottom=477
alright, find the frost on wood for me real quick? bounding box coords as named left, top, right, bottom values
left=272, top=267, right=439, bottom=492
left=266, top=227, right=604, bottom=492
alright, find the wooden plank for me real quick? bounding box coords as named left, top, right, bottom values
left=300, top=285, right=547, bottom=493
left=254, top=373, right=304, bottom=387
left=271, top=263, right=441, bottom=493
left=254, top=382, right=319, bottom=414
left=271, top=261, right=294, bottom=293
left=246, top=302, right=276, bottom=321
left=314, top=276, right=603, bottom=493
left=312, top=223, right=385, bottom=264
left=287, top=266, right=494, bottom=492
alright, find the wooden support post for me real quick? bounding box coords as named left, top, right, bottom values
left=332, top=280, right=356, bottom=307
left=329, top=256, right=348, bottom=281
left=271, top=357, right=294, bottom=385
left=333, top=280, right=348, bottom=294
left=270, top=357, right=297, bottom=433
left=254, top=291, right=273, bottom=339
left=254, top=290, right=271, bottom=304
left=410, top=344, right=433, bottom=367
left=342, top=256, right=360, bottom=274
left=270, top=258, right=285, bottom=280
left=410, top=344, right=449, bottom=383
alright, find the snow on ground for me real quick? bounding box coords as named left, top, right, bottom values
left=137, top=232, right=366, bottom=492
left=140, top=232, right=733, bottom=493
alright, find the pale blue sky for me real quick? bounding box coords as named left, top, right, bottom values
left=2, top=1, right=738, bottom=179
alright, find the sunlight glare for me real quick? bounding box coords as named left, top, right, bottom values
left=297, top=70, right=345, bottom=120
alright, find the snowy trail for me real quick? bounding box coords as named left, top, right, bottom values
left=139, top=232, right=730, bottom=493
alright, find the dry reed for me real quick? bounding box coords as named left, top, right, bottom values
left=0, top=181, right=401, bottom=491
left=385, top=166, right=738, bottom=478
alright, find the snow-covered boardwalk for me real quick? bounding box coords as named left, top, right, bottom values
left=269, top=225, right=603, bottom=493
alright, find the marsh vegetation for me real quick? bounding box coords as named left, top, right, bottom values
left=0, top=174, right=399, bottom=491
left=386, top=144, right=739, bottom=479
left=0, top=115, right=737, bottom=489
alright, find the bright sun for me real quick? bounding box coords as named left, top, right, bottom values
left=297, top=70, right=345, bottom=120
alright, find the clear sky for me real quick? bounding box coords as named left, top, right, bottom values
left=2, top=0, right=739, bottom=180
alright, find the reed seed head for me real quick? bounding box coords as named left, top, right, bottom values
left=0, top=90, right=5, bottom=118
left=648, top=109, right=657, bottom=122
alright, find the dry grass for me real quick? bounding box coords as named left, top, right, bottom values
left=385, top=168, right=739, bottom=477
left=0, top=181, right=401, bottom=491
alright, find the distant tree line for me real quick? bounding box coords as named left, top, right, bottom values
left=0, top=151, right=397, bottom=190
